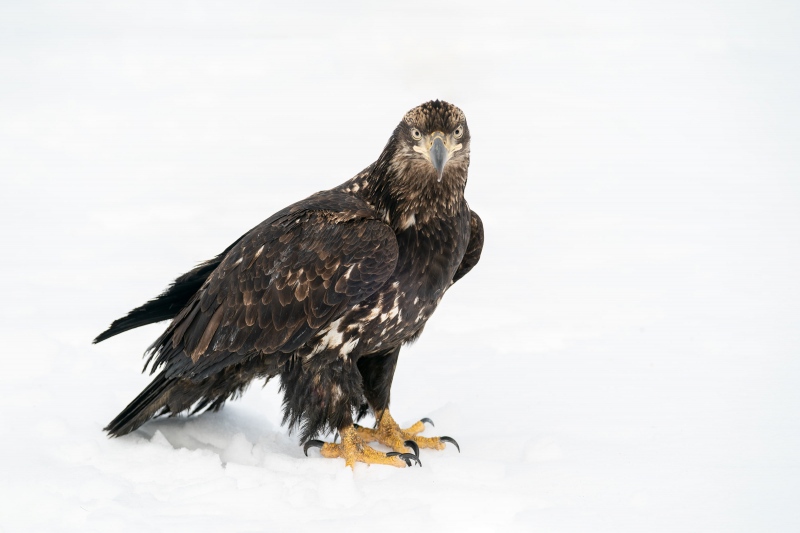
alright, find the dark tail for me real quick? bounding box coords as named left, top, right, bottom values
left=105, top=357, right=276, bottom=437
left=105, top=371, right=175, bottom=437
left=94, top=242, right=241, bottom=344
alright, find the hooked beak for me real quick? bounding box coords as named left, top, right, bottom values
left=412, top=130, right=464, bottom=182
left=430, top=137, right=447, bottom=182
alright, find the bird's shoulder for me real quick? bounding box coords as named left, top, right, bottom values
left=218, top=188, right=388, bottom=270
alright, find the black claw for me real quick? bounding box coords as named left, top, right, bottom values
left=420, top=417, right=435, bottom=427
left=404, top=440, right=420, bottom=458
left=303, top=440, right=324, bottom=457
left=386, top=451, right=422, bottom=467
left=440, top=436, right=460, bottom=453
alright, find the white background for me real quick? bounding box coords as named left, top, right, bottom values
left=1, top=1, right=799, bottom=531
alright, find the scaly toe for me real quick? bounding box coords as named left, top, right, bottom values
left=353, top=411, right=461, bottom=457
left=303, top=426, right=408, bottom=468
left=406, top=434, right=446, bottom=450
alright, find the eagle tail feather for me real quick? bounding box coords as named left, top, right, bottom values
left=93, top=245, right=237, bottom=344
left=104, top=371, right=174, bottom=437
left=105, top=358, right=275, bottom=437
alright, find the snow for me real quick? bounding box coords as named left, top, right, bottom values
left=1, top=1, right=799, bottom=531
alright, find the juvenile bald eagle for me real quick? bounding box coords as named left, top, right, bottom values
left=95, top=100, right=483, bottom=467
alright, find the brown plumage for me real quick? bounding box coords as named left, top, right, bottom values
left=96, top=100, right=484, bottom=454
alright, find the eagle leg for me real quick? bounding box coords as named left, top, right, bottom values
left=354, top=410, right=460, bottom=454
left=304, top=425, right=419, bottom=468
left=355, top=350, right=459, bottom=457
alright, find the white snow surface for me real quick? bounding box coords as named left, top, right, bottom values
left=2, top=1, right=799, bottom=531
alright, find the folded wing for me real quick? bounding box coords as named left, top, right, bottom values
left=146, top=192, right=399, bottom=381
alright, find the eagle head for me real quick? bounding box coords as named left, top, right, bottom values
left=389, top=100, right=471, bottom=183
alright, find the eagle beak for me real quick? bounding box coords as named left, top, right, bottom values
left=413, top=131, right=463, bottom=181
left=430, top=137, right=447, bottom=182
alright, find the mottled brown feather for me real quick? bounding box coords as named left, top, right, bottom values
left=147, top=191, right=399, bottom=381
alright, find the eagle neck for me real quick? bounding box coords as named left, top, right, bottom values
left=358, top=151, right=468, bottom=231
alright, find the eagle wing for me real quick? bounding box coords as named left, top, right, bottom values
left=148, top=191, right=399, bottom=381
left=452, top=209, right=483, bottom=284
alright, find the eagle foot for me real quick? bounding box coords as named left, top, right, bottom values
left=354, top=410, right=460, bottom=455
left=303, top=425, right=416, bottom=468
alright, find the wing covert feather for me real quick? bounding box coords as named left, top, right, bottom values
left=149, top=192, right=398, bottom=380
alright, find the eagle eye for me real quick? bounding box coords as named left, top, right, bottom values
left=454, top=125, right=464, bottom=139
left=411, top=128, right=422, bottom=140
